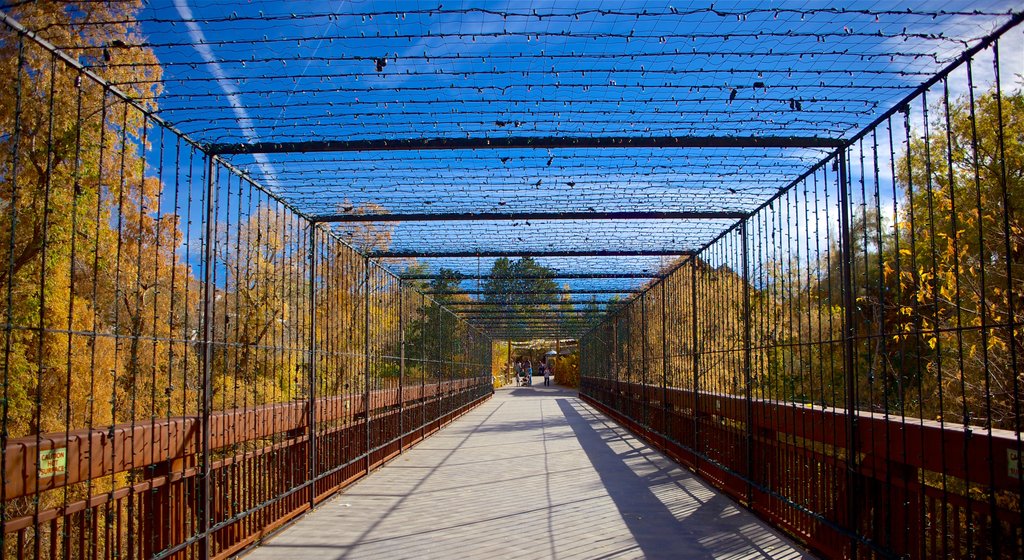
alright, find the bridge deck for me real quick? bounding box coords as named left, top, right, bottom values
left=245, top=383, right=812, bottom=559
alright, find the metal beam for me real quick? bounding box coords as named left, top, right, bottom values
left=482, top=326, right=585, bottom=329
left=468, top=326, right=595, bottom=330
left=472, top=316, right=590, bottom=321
left=480, top=322, right=584, bottom=325
left=476, top=330, right=586, bottom=334
left=456, top=309, right=607, bottom=314
left=315, top=210, right=746, bottom=223
left=467, top=316, right=593, bottom=321
left=469, top=326, right=597, bottom=331
left=468, top=320, right=596, bottom=326
left=208, top=135, right=843, bottom=155
left=401, top=272, right=661, bottom=280
left=423, top=288, right=640, bottom=295
left=372, top=249, right=692, bottom=258
left=479, top=324, right=585, bottom=327
left=487, top=334, right=583, bottom=339
left=442, top=300, right=625, bottom=306
left=485, top=334, right=584, bottom=338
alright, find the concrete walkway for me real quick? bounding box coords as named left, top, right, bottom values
left=245, top=383, right=813, bottom=560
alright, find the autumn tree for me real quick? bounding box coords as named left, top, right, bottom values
left=895, top=87, right=1024, bottom=428
left=0, top=2, right=192, bottom=439
left=0, top=0, right=197, bottom=534
left=212, top=206, right=310, bottom=407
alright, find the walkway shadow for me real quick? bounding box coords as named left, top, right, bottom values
left=556, top=398, right=809, bottom=560
left=506, top=385, right=573, bottom=397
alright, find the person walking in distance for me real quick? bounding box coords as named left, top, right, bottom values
left=543, top=362, right=551, bottom=386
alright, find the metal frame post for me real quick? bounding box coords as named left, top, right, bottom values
left=307, top=225, right=317, bottom=508
left=436, top=303, right=442, bottom=416
left=398, top=280, right=405, bottom=451
left=660, top=282, right=669, bottom=435
left=740, top=218, right=754, bottom=503
left=364, top=257, right=371, bottom=474
left=691, top=258, right=700, bottom=466
left=622, top=307, right=630, bottom=415
left=420, top=293, right=426, bottom=440
left=612, top=319, right=619, bottom=410
left=837, top=150, right=861, bottom=553
left=640, top=293, right=649, bottom=427
left=198, top=155, right=217, bottom=560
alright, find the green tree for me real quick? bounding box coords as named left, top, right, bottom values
left=403, top=268, right=465, bottom=378
left=482, top=257, right=558, bottom=338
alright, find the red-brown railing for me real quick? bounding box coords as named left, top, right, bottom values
left=581, top=377, right=1023, bottom=559
left=3, top=378, right=492, bottom=559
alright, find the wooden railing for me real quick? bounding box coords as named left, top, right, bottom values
left=3, top=377, right=493, bottom=559
left=580, top=376, right=1022, bottom=559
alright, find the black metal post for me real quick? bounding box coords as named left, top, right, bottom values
left=307, top=225, right=317, bottom=508
left=626, top=307, right=633, bottom=416
left=420, top=293, right=426, bottom=441
left=398, top=280, right=405, bottom=451
left=612, top=320, right=619, bottom=410
left=436, top=302, right=443, bottom=421
left=837, top=149, right=861, bottom=555
left=660, top=282, right=669, bottom=436
left=364, top=257, right=371, bottom=474
left=740, top=218, right=754, bottom=504
left=198, top=155, right=217, bottom=560
left=641, top=293, right=649, bottom=427
left=691, top=258, right=700, bottom=466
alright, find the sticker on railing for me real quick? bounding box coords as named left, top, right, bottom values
left=39, top=447, right=67, bottom=478
left=1010, top=448, right=1022, bottom=480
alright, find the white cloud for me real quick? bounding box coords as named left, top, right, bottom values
left=173, top=0, right=280, bottom=189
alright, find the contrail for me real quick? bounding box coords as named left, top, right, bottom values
left=174, top=0, right=280, bottom=189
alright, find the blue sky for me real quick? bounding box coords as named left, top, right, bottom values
left=105, top=1, right=1024, bottom=297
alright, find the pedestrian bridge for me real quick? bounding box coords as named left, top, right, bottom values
left=245, top=384, right=808, bottom=560
left=1, top=3, right=1022, bottom=560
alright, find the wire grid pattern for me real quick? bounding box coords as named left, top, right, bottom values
left=1, top=3, right=1024, bottom=558
left=10, top=0, right=1024, bottom=329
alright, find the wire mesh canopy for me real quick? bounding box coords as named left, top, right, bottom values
left=54, top=0, right=1024, bottom=336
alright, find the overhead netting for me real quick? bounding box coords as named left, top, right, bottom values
left=28, top=0, right=1024, bottom=335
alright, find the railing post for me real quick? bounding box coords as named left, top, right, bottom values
left=612, top=320, right=619, bottom=410
left=307, top=225, right=317, bottom=508
left=198, top=154, right=216, bottom=560
left=420, top=293, right=426, bottom=441
left=436, top=303, right=443, bottom=420
left=740, top=218, right=754, bottom=504
left=837, top=149, right=861, bottom=554
left=628, top=307, right=634, bottom=414
left=691, top=257, right=700, bottom=467
left=640, top=293, right=649, bottom=427
left=660, top=282, right=669, bottom=437
left=364, top=257, right=371, bottom=474
left=398, top=280, right=405, bottom=452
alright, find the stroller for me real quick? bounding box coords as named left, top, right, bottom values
left=517, top=372, right=530, bottom=386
